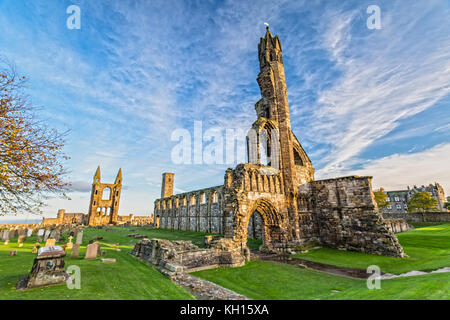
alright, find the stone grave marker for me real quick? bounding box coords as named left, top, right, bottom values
left=9, top=250, right=17, bottom=256
left=16, top=246, right=69, bottom=290
left=9, top=229, right=18, bottom=239
left=31, top=243, right=40, bottom=254
left=84, top=242, right=99, bottom=260
left=27, top=229, right=33, bottom=237
left=1, top=230, right=9, bottom=242
left=18, top=235, right=27, bottom=244
left=101, top=258, right=116, bottom=263
left=66, top=236, right=73, bottom=249
left=49, top=229, right=60, bottom=240
left=75, top=230, right=83, bottom=245
left=45, top=238, right=56, bottom=247
left=43, top=230, right=51, bottom=241
left=70, top=244, right=81, bottom=258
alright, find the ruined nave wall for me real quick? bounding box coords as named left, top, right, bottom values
left=155, top=186, right=228, bottom=234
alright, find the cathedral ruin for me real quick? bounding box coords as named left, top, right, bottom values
left=153, top=27, right=405, bottom=257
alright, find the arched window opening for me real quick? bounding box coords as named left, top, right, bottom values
left=102, top=187, right=111, bottom=200
left=294, top=149, right=303, bottom=166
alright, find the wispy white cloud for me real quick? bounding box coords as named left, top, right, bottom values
left=311, top=2, right=450, bottom=175
left=331, top=143, right=450, bottom=194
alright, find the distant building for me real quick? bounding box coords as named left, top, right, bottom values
left=382, top=183, right=447, bottom=214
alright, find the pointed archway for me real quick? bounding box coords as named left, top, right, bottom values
left=240, top=198, right=282, bottom=251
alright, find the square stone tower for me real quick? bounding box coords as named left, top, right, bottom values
left=161, top=173, right=175, bottom=199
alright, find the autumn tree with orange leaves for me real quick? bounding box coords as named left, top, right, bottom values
left=0, top=58, right=69, bottom=215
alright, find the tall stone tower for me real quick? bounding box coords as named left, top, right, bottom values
left=252, top=27, right=315, bottom=242
left=87, top=167, right=123, bottom=226
left=161, top=173, right=175, bottom=199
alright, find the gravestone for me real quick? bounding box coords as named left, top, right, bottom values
left=66, top=236, right=73, bottom=249
left=44, top=230, right=51, bottom=241
left=9, top=250, right=17, bottom=256
left=75, top=230, right=83, bottom=245
left=70, top=244, right=80, bottom=258
left=45, top=239, right=56, bottom=247
left=49, top=229, right=60, bottom=240
left=9, top=229, right=18, bottom=239
left=18, top=235, right=27, bottom=244
left=84, top=242, right=99, bottom=260
left=101, top=258, right=116, bottom=263
left=1, top=230, right=9, bottom=241
left=27, top=229, right=33, bottom=237
left=16, top=246, right=69, bottom=290
left=31, top=243, right=40, bottom=254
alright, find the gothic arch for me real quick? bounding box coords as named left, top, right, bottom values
left=236, top=198, right=282, bottom=250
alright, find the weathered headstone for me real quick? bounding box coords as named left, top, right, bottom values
left=1, top=230, right=9, bottom=242
left=27, top=229, right=33, bottom=237
left=18, top=235, right=27, bottom=244
left=75, top=230, right=83, bottom=245
left=70, top=244, right=80, bottom=258
left=45, top=238, right=56, bottom=247
left=37, top=229, right=45, bottom=237
left=49, top=229, right=60, bottom=240
left=9, top=229, right=18, bottom=239
left=16, top=246, right=69, bottom=290
left=43, top=230, right=51, bottom=241
left=101, top=258, right=116, bottom=263
left=66, top=236, right=73, bottom=249
left=31, top=243, right=40, bottom=254
left=9, top=250, right=17, bottom=256
left=84, top=242, right=99, bottom=260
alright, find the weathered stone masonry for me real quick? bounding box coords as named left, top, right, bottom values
left=153, top=27, right=405, bottom=258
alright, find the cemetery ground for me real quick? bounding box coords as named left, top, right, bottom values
left=0, top=223, right=449, bottom=300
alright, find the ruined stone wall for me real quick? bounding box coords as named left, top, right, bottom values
left=155, top=186, right=226, bottom=234
left=300, top=176, right=405, bottom=257
left=131, top=238, right=246, bottom=278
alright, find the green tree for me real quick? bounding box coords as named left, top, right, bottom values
left=407, top=192, right=438, bottom=213
left=374, top=188, right=389, bottom=209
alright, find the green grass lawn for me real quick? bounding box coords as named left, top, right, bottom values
left=0, top=226, right=197, bottom=300
left=194, top=223, right=450, bottom=300
left=291, top=223, right=450, bottom=274
left=193, top=260, right=449, bottom=300
left=1, top=224, right=449, bottom=300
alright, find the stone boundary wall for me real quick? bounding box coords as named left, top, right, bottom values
left=383, top=212, right=450, bottom=222
left=384, top=219, right=414, bottom=234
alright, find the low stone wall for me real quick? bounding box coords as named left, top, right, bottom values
left=384, top=219, right=414, bottom=234
left=383, top=212, right=450, bottom=223
left=131, top=238, right=246, bottom=278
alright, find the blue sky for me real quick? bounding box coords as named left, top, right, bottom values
left=0, top=0, right=449, bottom=220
